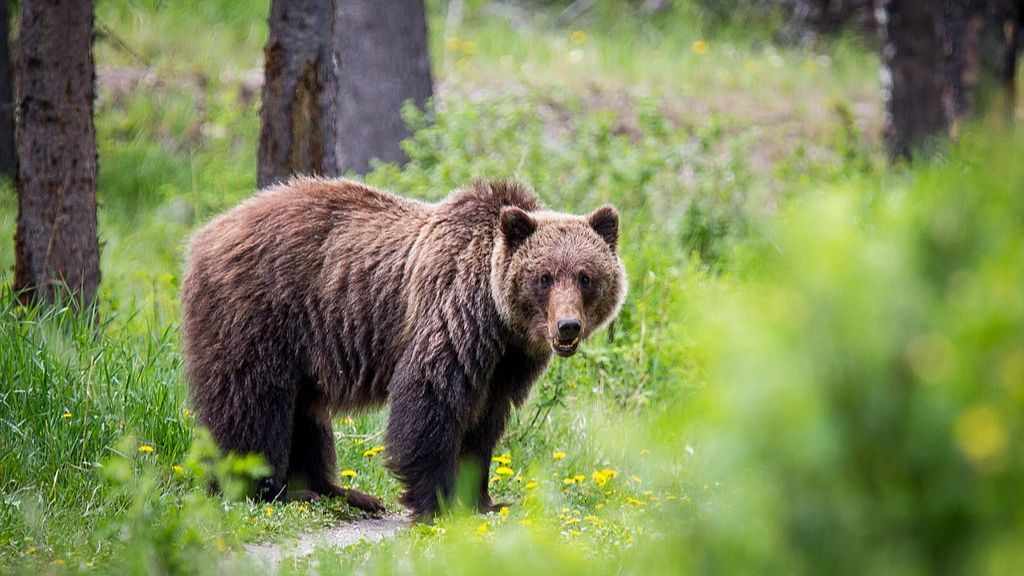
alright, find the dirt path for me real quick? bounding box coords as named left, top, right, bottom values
left=244, top=515, right=410, bottom=570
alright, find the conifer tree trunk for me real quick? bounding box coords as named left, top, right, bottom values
left=335, top=0, right=434, bottom=175
left=258, top=0, right=433, bottom=186
left=879, top=0, right=948, bottom=160
left=14, top=0, right=100, bottom=306
left=257, top=0, right=339, bottom=188
left=0, top=0, right=16, bottom=179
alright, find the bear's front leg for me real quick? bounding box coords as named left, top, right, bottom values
left=460, top=397, right=513, bottom=513
left=384, top=343, right=490, bottom=522
left=385, top=388, right=462, bottom=520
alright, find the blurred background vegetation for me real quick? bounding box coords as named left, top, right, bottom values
left=1, top=0, right=1023, bottom=574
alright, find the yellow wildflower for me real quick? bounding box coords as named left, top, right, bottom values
left=341, top=417, right=353, bottom=425
left=431, top=524, right=445, bottom=535
left=340, top=469, right=357, bottom=478
left=525, top=481, right=539, bottom=490
left=626, top=497, right=645, bottom=506
left=955, top=404, right=1007, bottom=465
left=691, top=40, right=709, bottom=56
left=363, top=445, right=386, bottom=457
left=476, top=520, right=490, bottom=535
left=495, top=466, right=514, bottom=476
left=592, top=468, right=617, bottom=487
left=26, top=547, right=36, bottom=554
left=499, top=506, right=510, bottom=518
left=519, top=519, right=532, bottom=527
left=570, top=30, right=587, bottom=45
left=446, top=37, right=461, bottom=51
left=491, top=453, right=512, bottom=465
left=552, top=451, right=566, bottom=460
left=462, top=40, right=478, bottom=55
left=61, top=412, right=72, bottom=419
left=490, top=475, right=502, bottom=484
left=172, top=465, right=185, bottom=474
left=265, top=505, right=274, bottom=517
left=138, top=444, right=154, bottom=453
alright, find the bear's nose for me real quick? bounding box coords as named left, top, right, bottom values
left=556, top=318, right=582, bottom=340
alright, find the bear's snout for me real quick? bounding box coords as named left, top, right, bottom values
left=556, top=318, right=582, bottom=340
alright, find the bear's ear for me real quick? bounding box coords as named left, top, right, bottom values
left=499, top=206, right=537, bottom=249
left=588, top=205, right=619, bottom=251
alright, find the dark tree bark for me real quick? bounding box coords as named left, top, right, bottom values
left=0, top=0, right=16, bottom=179
left=944, top=0, right=1023, bottom=129
left=257, top=0, right=340, bottom=188
left=335, top=0, right=434, bottom=175
left=258, top=0, right=434, bottom=187
left=879, top=0, right=949, bottom=160
left=14, top=0, right=100, bottom=307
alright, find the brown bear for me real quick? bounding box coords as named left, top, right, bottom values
left=180, top=177, right=626, bottom=518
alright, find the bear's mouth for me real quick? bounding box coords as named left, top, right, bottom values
left=550, top=336, right=580, bottom=357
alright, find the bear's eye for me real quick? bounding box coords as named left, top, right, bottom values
left=539, top=274, right=553, bottom=289
left=579, top=273, right=592, bottom=288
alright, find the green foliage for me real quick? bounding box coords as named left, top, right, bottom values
left=9, top=0, right=1019, bottom=574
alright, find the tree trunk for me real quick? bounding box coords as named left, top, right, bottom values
left=14, top=0, right=100, bottom=307
left=257, top=0, right=340, bottom=188
left=0, top=0, right=16, bottom=180
left=878, top=0, right=949, bottom=160
left=953, top=0, right=1023, bottom=125
left=335, top=0, right=434, bottom=175
left=258, top=0, right=434, bottom=187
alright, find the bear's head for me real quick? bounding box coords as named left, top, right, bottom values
left=491, top=204, right=627, bottom=358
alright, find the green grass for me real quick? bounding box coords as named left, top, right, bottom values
left=4, top=0, right=1023, bottom=574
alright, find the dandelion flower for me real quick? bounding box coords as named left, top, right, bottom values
left=172, top=465, right=184, bottom=474
left=499, top=506, right=510, bottom=518
left=491, top=453, right=512, bottom=465
left=476, top=520, right=490, bottom=535
left=691, top=40, right=709, bottom=56
left=592, top=469, right=617, bottom=487
left=626, top=497, right=645, bottom=506
left=363, top=445, right=385, bottom=457
left=495, top=466, right=514, bottom=476
left=525, top=481, right=539, bottom=490
left=519, top=519, right=532, bottom=527
left=552, top=451, right=566, bottom=460
left=61, top=412, right=72, bottom=419
left=138, top=444, right=154, bottom=453
left=446, top=37, right=461, bottom=51
left=341, top=417, right=353, bottom=425
left=462, top=40, right=478, bottom=55
left=265, top=505, right=274, bottom=517
left=340, top=469, right=357, bottom=478
left=570, top=30, right=587, bottom=45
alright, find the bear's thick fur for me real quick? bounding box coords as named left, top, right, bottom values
left=181, top=178, right=626, bottom=518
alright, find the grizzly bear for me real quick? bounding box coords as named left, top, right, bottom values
left=180, top=178, right=626, bottom=518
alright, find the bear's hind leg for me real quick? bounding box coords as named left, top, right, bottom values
left=199, top=378, right=298, bottom=503
left=289, top=391, right=385, bottom=513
